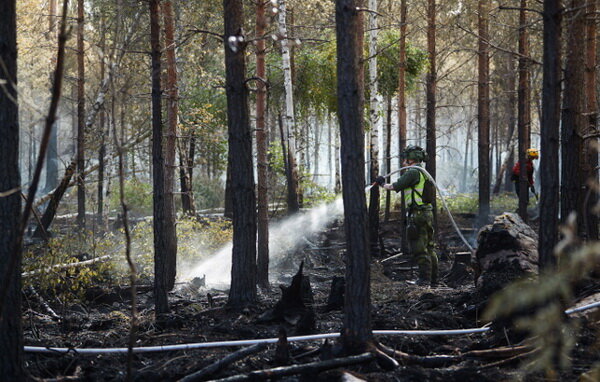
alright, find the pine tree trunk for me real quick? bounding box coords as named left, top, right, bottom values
left=384, top=96, right=392, bottom=222
left=256, top=0, right=270, bottom=289
left=561, top=0, right=585, bottom=229
left=426, top=0, right=437, bottom=228
left=397, top=0, right=407, bottom=245
left=0, top=0, right=23, bottom=377
left=583, top=0, right=598, bottom=240
left=336, top=0, right=372, bottom=352
left=150, top=0, right=170, bottom=315
left=163, top=0, right=178, bottom=289
left=539, top=0, right=561, bottom=268
left=77, top=0, right=86, bottom=230
left=477, top=0, right=490, bottom=226
left=224, top=0, right=258, bottom=308
left=279, top=0, right=300, bottom=214
left=517, top=0, right=532, bottom=221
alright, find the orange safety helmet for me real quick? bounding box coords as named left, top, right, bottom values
left=527, top=148, right=539, bottom=159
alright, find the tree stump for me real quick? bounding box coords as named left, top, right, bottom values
left=259, top=262, right=316, bottom=334
left=474, top=213, right=538, bottom=296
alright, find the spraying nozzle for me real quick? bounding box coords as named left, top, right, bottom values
left=372, top=176, right=386, bottom=187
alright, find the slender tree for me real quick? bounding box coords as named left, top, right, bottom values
left=150, top=0, right=170, bottom=315
left=425, top=0, right=437, bottom=226
left=583, top=0, right=598, bottom=240
left=477, top=0, right=490, bottom=226
left=397, top=0, right=408, bottom=249
left=539, top=0, right=562, bottom=268
left=0, top=0, right=23, bottom=377
left=561, top=0, right=586, bottom=228
left=336, top=0, right=372, bottom=352
left=367, top=0, right=380, bottom=253
left=279, top=0, right=300, bottom=214
left=517, top=0, right=532, bottom=221
left=163, top=0, right=178, bottom=289
left=256, top=0, right=270, bottom=289
left=224, top=0, right=258, bottom=307
left=77, top=0, right=86, bottom=229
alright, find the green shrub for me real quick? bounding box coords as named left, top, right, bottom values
left=109, top=178, right=153, bottom=216
left=192, top=175, right=225, bottom=210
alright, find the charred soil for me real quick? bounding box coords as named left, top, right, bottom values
left=22, top=214, right=600, bottom=381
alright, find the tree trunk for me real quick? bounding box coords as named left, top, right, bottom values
left=97, top=25, right=106, bottom=227
left=45, top=122, right=59, bottom=192
left=162, top=0, right=178, bottom=289
left=517, top=0, right=532, bottom=221
left=384, top=96, right=392, bottom=222
left=561, top=0, right=586, bottom=229
left=583, top=0, right=598, bottom=240
left=367, top=0, right=380, bottom=253
left=539, top=0, right=562, bottom=268
left=256, top=0, right=270, bottom=289
left=336, top=0, right=372, bottom=352
left=279, top=0, right=300, bottom=214
left=0, top=0, right=23, bottom=377
left=224, top=0, right=257, bottom=308
left=34, top=160, right=76, bottom=238
left=397, top=0, right=407, bottom=247
left=477, top=0, right=490, bottom=226
left=493, top=52, right=516, bottom=194
left=150, top=0, right=170, bottom=315
left=426, top=0, right=437, bottom=229
left=77, top=0, right=86, bottom=230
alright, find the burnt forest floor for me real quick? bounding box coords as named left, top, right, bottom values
left=22, top=211, right=600, bottom=381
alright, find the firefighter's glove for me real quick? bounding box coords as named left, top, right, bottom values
left=383, top=184, right=394, bottom=191
left=530, top=185, right=537, bottom=195
left=374, top=176, right=386, bottom=187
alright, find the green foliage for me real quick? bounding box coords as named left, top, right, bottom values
left=375, top=31, right=428, bottom=98
left=438, top=192, right=536, bottom=215
left=294, top=39, right=338, bottom=118
left=23, top=218, right=233, bottom=303
left=484, top=219, right=600, bottom=376
left=22, top=231, right=117, bottom=303
left=108, top=178, right=153, bottom=216
left=192, top=175, right=225, bottom=210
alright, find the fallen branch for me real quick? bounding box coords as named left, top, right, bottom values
left=27, top=286, right=61, bottom=322
left=377, top=343, right=533, bottom=368
left=213, top=352, right=375, bottom=381
left=178, top=343, right=268, bottom=382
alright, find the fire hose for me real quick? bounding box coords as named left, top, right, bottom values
left=374, top=166, right=475, bottom=254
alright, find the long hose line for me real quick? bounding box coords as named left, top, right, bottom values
left=380, top=166, right=475, bottom=254
left=21, top=299, right=600, bottom=354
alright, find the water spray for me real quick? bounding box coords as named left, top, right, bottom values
left=375, top=166, right=475, bottom=254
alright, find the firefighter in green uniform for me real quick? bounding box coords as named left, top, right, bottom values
left=377, top=145, right=438, bottom=286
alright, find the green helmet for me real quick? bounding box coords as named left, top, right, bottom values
left=402, top=145, right=428, bottom=162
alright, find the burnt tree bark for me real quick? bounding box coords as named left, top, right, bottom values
left=561, top=0, right=585, bottom=229
left=336, top=0, right=372, bottom=352
left=224, top=0, right=257, bottom=308
left=34, top=160, right=76, bottom=238
left=256, top=0, right=270, bottom=289
left=477, top=0, right=490, bottom=226
left=150, top=0, right=171, bottom=315
left=426, top=0, right=437, bottom=229
left=517, top=0, right=532, bottom=221
left=538, top=0, right=562, bottom=268
left=76, top=0, right=86, bottom=230
left=395, top=0, right=407, bottom=244
left=162, top=0, right=178, bottom=288
left=583, top=0, right=598, bottom=240
left=0, top=0, right=23, bottom=377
